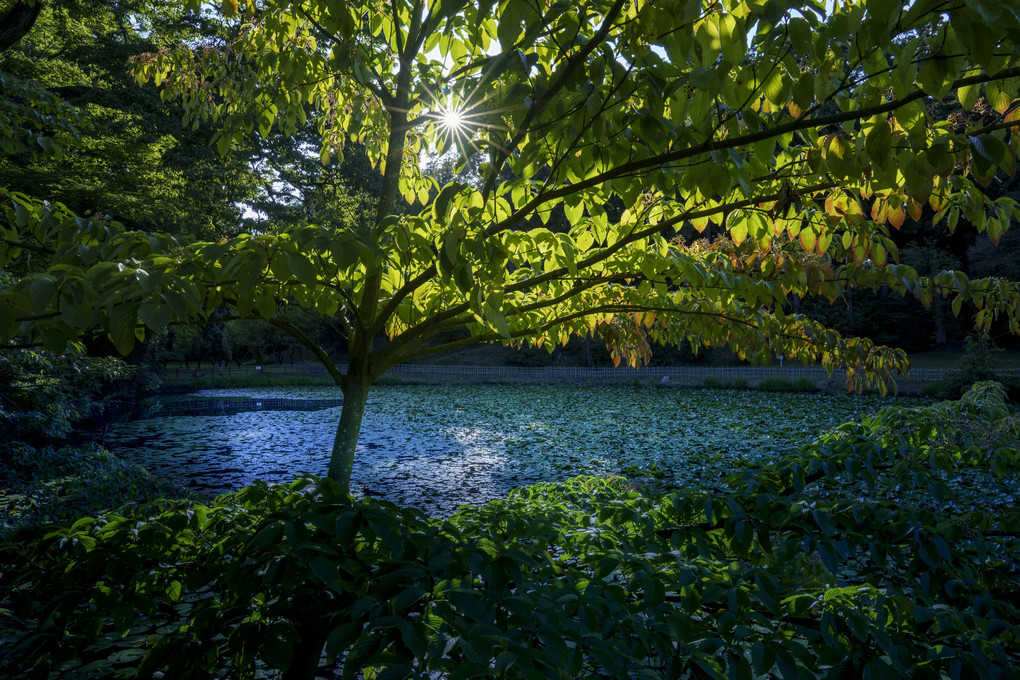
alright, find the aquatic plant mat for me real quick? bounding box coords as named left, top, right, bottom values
left=105, top=385, right=920, bottom=515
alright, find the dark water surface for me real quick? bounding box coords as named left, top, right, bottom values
left=103, top=385, right=910, bottom=515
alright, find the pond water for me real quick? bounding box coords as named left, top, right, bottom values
left=103, top=384, right=914, bottom=515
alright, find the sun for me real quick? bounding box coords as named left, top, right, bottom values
left=439, top=102, right=466, bottom=133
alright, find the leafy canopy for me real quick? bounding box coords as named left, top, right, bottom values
left=0, top=0, right=271, bottom=238
left=5, top=0, right=1020, bottom=389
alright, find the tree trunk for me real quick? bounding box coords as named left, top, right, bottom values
left=281, top=626, right=327, bottom=680
left=329, top=375, right=370, bottom=492
left=0, top=1, right=43, bottom=54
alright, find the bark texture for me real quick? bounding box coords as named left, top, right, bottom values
left=329, top=376, right=369, bottom=492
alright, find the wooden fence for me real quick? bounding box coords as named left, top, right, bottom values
left=163, top=362, right=1020, bottom=385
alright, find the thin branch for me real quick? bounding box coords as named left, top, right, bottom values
left=267, top=317, right=344, bottom=384
left=481, top=0, right=628, bottom=198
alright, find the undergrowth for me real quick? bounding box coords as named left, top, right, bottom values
left=1, top=383, right=1017, bottom=679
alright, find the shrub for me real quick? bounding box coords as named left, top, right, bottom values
left=0, top=350, right=145, bottom=445
left=931, top=337, right=1020, bottom=400
left=756, top=377, right=790, bottom=391
left=0, top=443, right=193, bottom=533
left=755, top=377, right=820, bottom=392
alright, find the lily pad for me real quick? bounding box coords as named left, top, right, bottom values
left=102, top=385, right=922, bottom=515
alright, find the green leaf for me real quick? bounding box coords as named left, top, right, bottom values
left=108, top=303, right=139, bottom=355
left=453, top=262, right=474, bottom=293
left=433, top=183, right=464, bottom=223
left=729, top=217, right=748, bottom=246
left=823, top=133, right=855, bottom=177
left=256, top=289, right=277, bottom=320
left=365, top=514, right=404, bottom=558
left=309, top=556, right=343, bottom=590
left=957, top=69, right=982, bottom=110
left=866, top=121, right=892, bottom=166
left=284, top=251, right=319, bottom=286
left=375, top=665, right=413, bottom=680
left=484, top=294, right=511, bottom=338
left=29, top=275, right=59, bottom=310
left=447, top=589, right=491, bottom=624
left=138, top=304, right=173, bottom=332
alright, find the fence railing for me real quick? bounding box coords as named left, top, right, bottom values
left=163, top=362, right=1020, bottom=385
left=159, top=397, right=344, bottom=415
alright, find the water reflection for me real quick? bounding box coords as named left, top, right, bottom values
left=106, top=397, right=519, bottom=515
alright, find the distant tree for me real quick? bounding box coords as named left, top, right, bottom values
left=4, top=0, right=1020, bottom=492
left=169, top=323, right=231, bottom=370
left=0, top=0, right=263, bottom=238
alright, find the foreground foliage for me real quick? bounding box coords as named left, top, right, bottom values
left=1, top=383, right=1017, bottom=679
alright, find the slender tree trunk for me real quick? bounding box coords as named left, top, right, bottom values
left=323, top=70, right=410, bottom=492
left=329, top=374, right=370, bottom=492
left=282, top=626, right=327, bottom=680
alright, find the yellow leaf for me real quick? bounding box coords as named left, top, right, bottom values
left=799, top=226, right=817, bottom=252
left=730, top=219, right=748, bottom=246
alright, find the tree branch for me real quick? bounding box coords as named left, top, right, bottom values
left=0, top=0, right=43, bottom=54
left=481, top=0, right=627, bottom=198
left=267, top=317, right=344, bottom=384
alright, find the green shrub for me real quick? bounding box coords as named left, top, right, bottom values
left=1, top=385, right=1017, bottom=679
left=755, top=377, right=819, bottom=392
left=0, top=350, right=145, bottom=445
left=756, top=377, right=790, bottom=391
left=0, top=443, right=193, bottom=533
left=702, top=376, right=723, bottom=388
left=794, top=377, right=818, bottom=390
left=931, top=337, right=1020, bottom=400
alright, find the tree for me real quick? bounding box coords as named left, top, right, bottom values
left=0, top=0, right=268, bottom=238
left=4, top=0, right=1020, bottom=493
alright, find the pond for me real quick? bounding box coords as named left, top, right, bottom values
left=102, top=384, right=917, bottom=515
